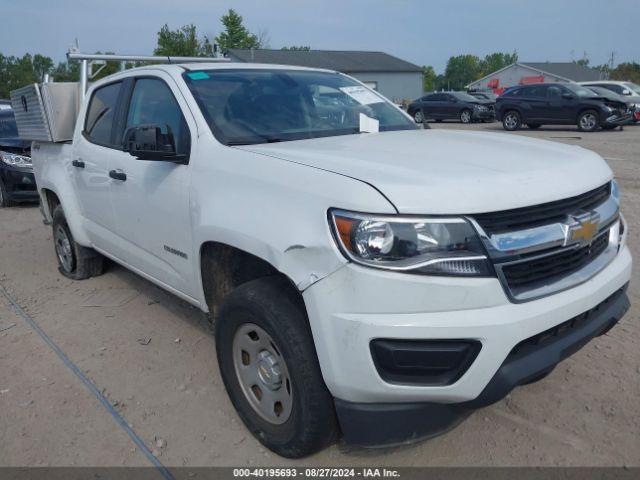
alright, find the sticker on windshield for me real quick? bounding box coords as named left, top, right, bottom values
left=187, top=71, right=210, bottom=80
left=340, top=86, right=384, bottom=105
left=359, top=113, right=379, bottom=133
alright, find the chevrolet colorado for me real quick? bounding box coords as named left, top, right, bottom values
left=28, top=64, right=631, bottom=458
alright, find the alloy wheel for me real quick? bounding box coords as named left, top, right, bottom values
left=414, top=111, right=423, bottom=123
left=504, top=113, right=519, bottom=130
left=580, top=113, right=598, bottom=131
left=460, top=110, right=471, bottom=123
left=232, top=323, right=293, bottom=425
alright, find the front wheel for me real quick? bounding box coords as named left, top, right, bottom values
left=460, top=109, right=472, bottom=124
left=577, top=110, right=599, bottom=132
left=413, top=110, right=424, bottom=123
left=216, top=277, right=338, bottom=458
left=502, top=110, right=521, bottom=131
left=52, top=205, right=105, bottom=279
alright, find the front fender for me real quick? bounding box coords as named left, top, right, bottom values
left=190, top=142, right=396, bottom=298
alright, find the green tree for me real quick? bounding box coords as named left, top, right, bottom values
left=215, top=9, right=261, bottom=54
left=422, top=65, right=436, bottom=92
left=479, top=51, right=518, bottom=77
left=444, top=54, right=481, bottom=90
left=282, top=46, right=311, bottom=51
left=154, top=24, right=211, bottom=56
left=610, top=62, right=640, bottom=83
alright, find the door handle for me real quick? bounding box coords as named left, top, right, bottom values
left=109, top=169, right=127, bottom=181
left=72, top=159, right=85, bottom=168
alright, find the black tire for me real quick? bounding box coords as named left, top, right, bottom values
left=527, top=123, right=541, bottom=129
left=51, top=205, right=104, bottom=280
left=460, top=109, right=472, bottom=124
left=413, top=110, right=424, bottom=124
left=216, top=276, right=338, bottom=458
left=577, top=110, right=599, bottom=132
left=0, top=180, right=16, bottom=208
left=502, top=110, right=521, bottom=131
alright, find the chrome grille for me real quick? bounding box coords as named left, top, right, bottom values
left=468, top=182, right=621, bottom=302
left=473, top=183, right=611, bottom=235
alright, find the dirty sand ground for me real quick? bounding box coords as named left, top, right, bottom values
left=1, top=123, right=639, bottom=467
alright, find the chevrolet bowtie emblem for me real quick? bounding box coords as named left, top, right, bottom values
left=566, top=212, right=600, bottom=246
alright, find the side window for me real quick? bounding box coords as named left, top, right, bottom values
left=84, top=82, right=122, bottom=146
left=547, top=86, right=562, bottom=99
left=125, top=78, right=190, bottom=156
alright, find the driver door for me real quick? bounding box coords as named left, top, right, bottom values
left=107, top=74, right=197, bottom=298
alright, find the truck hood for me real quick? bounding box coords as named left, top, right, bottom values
left=235, top=129, right=612, bottom=214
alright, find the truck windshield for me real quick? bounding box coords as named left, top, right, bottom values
left=183, top=69, right=417, bottom=145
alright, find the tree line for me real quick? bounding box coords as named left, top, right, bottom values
left=1, top=8, right=639, bottom=99
left=424, top=52, right=640, bottom=92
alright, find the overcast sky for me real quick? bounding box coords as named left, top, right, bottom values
left=1, top=0, right=637, bottom=72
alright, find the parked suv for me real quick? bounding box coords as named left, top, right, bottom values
left=408, top=91, right=495, bottom=124
left=26, top=65, right=631, bottom=458
left=496, top=83, right=633, bottom=131
left=0, top=109, right=37, bottom=207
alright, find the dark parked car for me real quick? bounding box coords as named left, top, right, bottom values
left=581, top=82, right=640, bottom=123
left=0, top=109, right=37, bottom=207
left=407, top=91, right=495, bottom=124
left=495, top=83, right=633, bottom=132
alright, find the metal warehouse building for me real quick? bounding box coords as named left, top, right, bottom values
left=228, top=49, right=423, bottom=102
left=467, top=62, right=607, bottom=95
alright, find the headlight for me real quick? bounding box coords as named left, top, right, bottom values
left=475, top=105, right=488, bottom=112
left=611, top=179, right=620, bottom=203
left=0, top=151, right=32, bottom=168
left=329, top=210, right=493, bottom=276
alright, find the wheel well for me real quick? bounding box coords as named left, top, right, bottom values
left=41, top=188, right=60, bottom=217
left=200, top=242, right=302, bottom=317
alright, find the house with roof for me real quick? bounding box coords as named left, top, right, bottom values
left=227, top=49, right=424, bottom=101
left=466, top=62, right=608, bottom=94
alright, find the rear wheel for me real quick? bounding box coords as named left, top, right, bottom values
left=413, top=110, right=424, bottom=123
left=577, top=110, right=599, bottom=132
left=52, top=205, right=104, bottom=280
left=216, top=277, right=338, bottom=458
left=502, top=110, right=521, bottom=131
left=460, top=109, right=472, bottom=124
left=527, top=123, right=541, bottom=129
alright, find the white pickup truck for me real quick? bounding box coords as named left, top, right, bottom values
left=28, top=63, right=631, bottom=458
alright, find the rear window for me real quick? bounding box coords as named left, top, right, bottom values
left=84, top=82, right=122, bottom=146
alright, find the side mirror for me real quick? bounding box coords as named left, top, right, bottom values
left=561, top=92, right=574, bottom=100
left=123, top=124, right=186, bottom=163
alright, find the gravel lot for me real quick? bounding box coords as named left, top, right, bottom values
left=1, top=121, right=639, bottom=467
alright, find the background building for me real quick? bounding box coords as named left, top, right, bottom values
left=228, top=49, right=423, bottom=102
left=467, top=62, right=607, bottom=94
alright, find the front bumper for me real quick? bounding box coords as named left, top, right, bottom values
left=303, top=244, right=631, bottom=444
left=603, top=111, right=634, bottom=126
left=0, top=165, right=38, bottom=202
left=472, top=109, right=495, bottom=121
left=335, top=283, right=630, bottom=446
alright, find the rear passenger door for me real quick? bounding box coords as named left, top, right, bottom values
left=72, top=81, right=123, bottom=251
left=107, top=74, right=197, bottom=298
left=420, top=94, right=440, bottom=119
left=522, top=85, right=549, bottom=121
